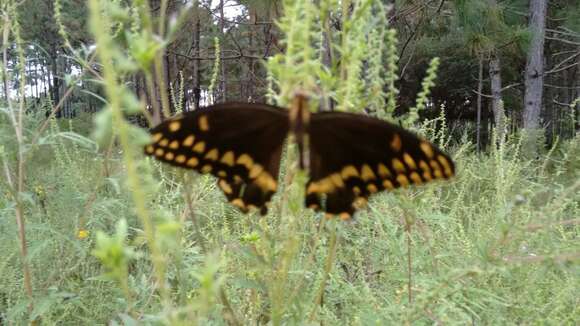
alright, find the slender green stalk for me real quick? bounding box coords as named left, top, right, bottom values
left=2, top=4, right=35, bottom=319
left=182, top=173, right=206, bottom=253
left=208, top=37, right=221, bottom=103
left=404, top=211, right=414, bottom=304
left=309, top=220, right=339, bottom=321
left=88, top=0, right=170, bottom=308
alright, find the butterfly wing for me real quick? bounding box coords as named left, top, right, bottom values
left=307, top=112, right=455, bottom=219
left=145, top=103, right=289, bottom=214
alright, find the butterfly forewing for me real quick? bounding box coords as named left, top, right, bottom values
left=306, top=112, right=455, bottom=219
left=145, top=103, right=289, bottom=214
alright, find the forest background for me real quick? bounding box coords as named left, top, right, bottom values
left=0, top=0, right=579, bottom=324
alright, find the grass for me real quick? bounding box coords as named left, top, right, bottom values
left=0, top=111, right=578, bottom=324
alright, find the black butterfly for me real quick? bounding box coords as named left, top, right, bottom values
left=144, top=95, right=455, bottom=219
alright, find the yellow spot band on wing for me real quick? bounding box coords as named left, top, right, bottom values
left=397, top=174, right=410, bottom=187
left=341, top=165, right=358, bottom=180
left=378, top=163, right=391, bottom=177
left=410, top=172, right=422, bottom=184
left=231, top=198, right=245, bottom=209
left=437, top=155, right=453, bottom=177
left=220, top=151, right=235, bottom=166
left=198, top=115, right=209, bottom=131
left=361, top=164, right=376, bottom=181
left=205, top=148, right=219, bottom=161
left=236, top=154, right=253, bottom=169
left=329, top=173, right=344, bottom=188
left=186, top=157, right=199, bottom=167
left=420, top=141, right=434, bottom=158
left=353, top=197, right=368, bottom=208
left=430, top=160, right=443, bottom=178
left=182, top=135, right=195, bottom=147
left=175, top=155, right=186, bottom=163
left=249, top=164, right=263, bottom=179
left=152, top=133, right=163, bottom=142
left=419, top=160, right=430, bottom=173
left=308, top=178, right=335, bottom=194
left=307, top=183, right=318, bottom=194
left=403, top=153, right=417, bottom=170
left=256, top=173, right=277, bottom=192
left=392, top=158, right=406, bottom=173
left=433, top=169, right=443, bottom=179
left=218, top=180, right=233, bottom=194
left=165, top=152, right=175, bottom=160
left=159, top=138, right=169, bottom=147
left=339, top=212, right=351, bottom=220
left=390, top=134, right=402, bottom=152
left=383, top=180, right=394, bottom=190
left=169, top=140, right=179, bottom=149
left=169, top=121, right=181, bottom=132
left=192, top=141, right=206, bottom=153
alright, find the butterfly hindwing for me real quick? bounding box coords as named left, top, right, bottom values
left=307, top=112, right=455, bottom=218
left=145, top=103, right=289, bottom=214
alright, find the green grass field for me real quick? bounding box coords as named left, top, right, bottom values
left=1, top=113, right=578, bottom=324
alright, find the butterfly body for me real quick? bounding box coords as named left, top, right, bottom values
left=145, top=97, right=455, bottom=218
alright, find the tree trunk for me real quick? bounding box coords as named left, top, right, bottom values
left=34, top=58, right=39, bottom=99
left=51, top=50, right=60, bottom=117
left=219, top=0, right=227, bottom=102
left=42, top=60, right=48, bottom=97
left=1, top=54, right=7, bottom=101
left=192, top=2, right=201, bottom=110
left=522, top=0, right=548, bottom=154
left=476, top=55, right=483, bottom=152
left=489, top=54, right=505, bottom=143
left=164, top=53, right=172, bottom=113
left=245, top=16, right=255, bottom=102
left=523, top=0, right=547, bottom=130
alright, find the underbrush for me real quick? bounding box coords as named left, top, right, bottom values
left=1, top=113, right=578, bottom=324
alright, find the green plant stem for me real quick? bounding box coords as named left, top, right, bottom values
left=405, top=214, right=413, bottom=304
left=88, top=0, right=170, bottom=308
left=287, top=216, right=326, bottom=304
left=182, top=173, right=206, bottom=253
left=219, top=286, right=240, bottom=326
left=309, top=220, right=339, bottom=321
left=2, top=6, right=35, bottom=319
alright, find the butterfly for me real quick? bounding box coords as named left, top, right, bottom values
left=144, top=94, right=455, bottom=219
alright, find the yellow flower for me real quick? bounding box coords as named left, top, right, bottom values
left=34, top=185, right=45, bottom=197
left=77, top=229, right=89, bottom=240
